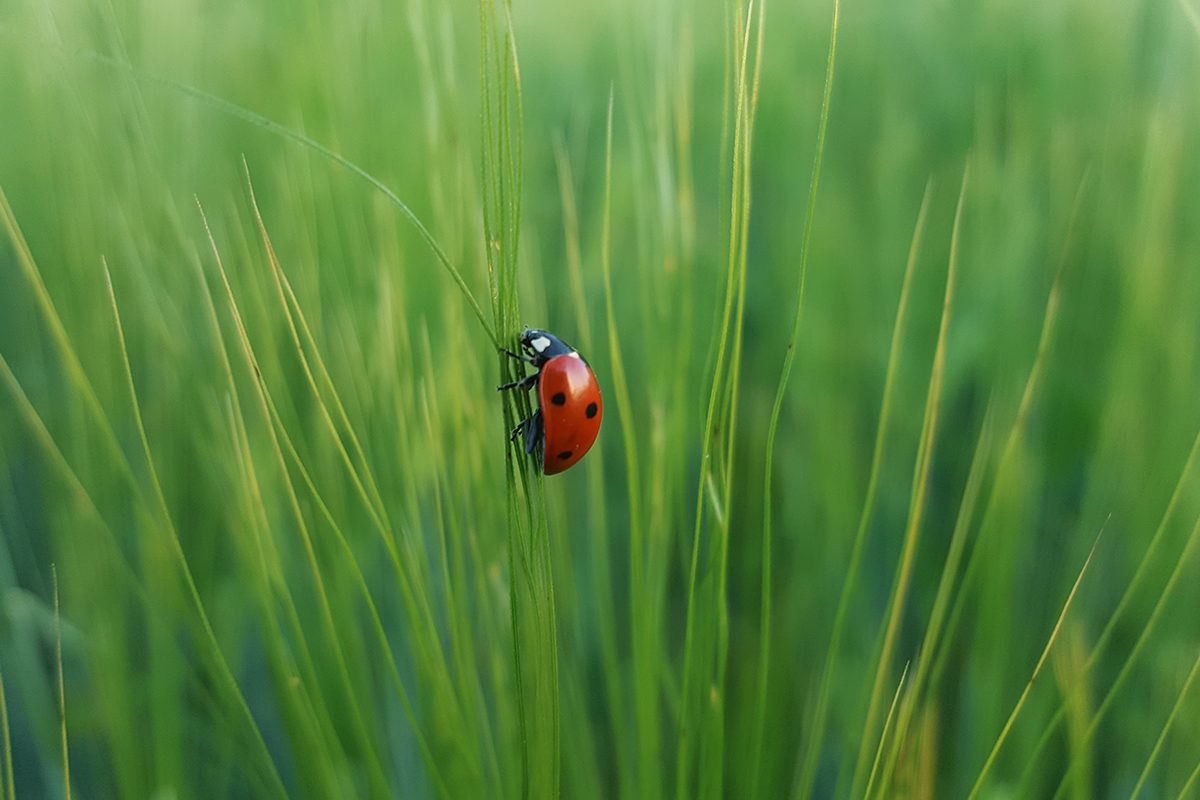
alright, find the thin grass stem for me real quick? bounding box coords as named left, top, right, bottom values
left=1129, top=645, right=1200, bottom=800
left=862, top=662, right=910, bottom=800
left=965, top=523, right=1105, bottom=800
left=850, top=166, right=966, bottom=800
left=0, top=655, right=12, bottom=800
left=792, top=177, right=930, bottom=800
left=53, top=565, right=71, bottom=800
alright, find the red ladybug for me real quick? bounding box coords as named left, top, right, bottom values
left=499, top=328, right=603, bottom=474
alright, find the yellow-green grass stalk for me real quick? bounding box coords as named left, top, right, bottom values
left=1128, top=644, right=1200, bottom=800
left=53, top=565, right=70, bottom=800
left=849, top=165, right=965, bottom=800
left=553, top=133, right=631, bottom=799
left=926, top=173, right=1073, bottom=697
left=241, top=177, right=484, bottom=771
left=0, top=654, right=12, bottom=800
left=201, top=206, right=475, bottom=795
left=1, top=187, right=288, bottom=799
left=791, top=176, right=928, bottom=800
left=861, top=662, right=909, bottom=800
left=716, top=0, right=765, bottom=717
left=965, top=524, right=1104, bottom=800
left=674, top=0, right=764, bottom=794
left=1175, top=754, right=1200, bottom=800
left=1050, top=506, right=1200, bottom=800
left=198, top=211, right=394, bottom=796
left=1016, top=420, right=1200, bottom=794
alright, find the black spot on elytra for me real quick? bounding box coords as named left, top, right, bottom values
left=551, top=392, right=567, bottom=406
left=558, top=451, right=572, bottom=460
left=586, top=402, right=598, bottom=418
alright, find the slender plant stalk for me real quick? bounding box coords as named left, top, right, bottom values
left=1128, top=645, right=1200, bottom=800
left=1016, top=419, right=1200, bottom=794
left=861, top=662, right=910, bottom=800
left=192, top=217, right=394, bottom=796
left=0, top=188, right=287, bottom=800
left=674, top=0, right=758, bottom=790
left=873, top=400, right=996, bottom=795
left=743, top=0, right=840, bottom=796
left=714, top=0, right=767, bottom=793
left=791, top=177, right=930, bottom=800
left=849, top=166, right=966, bottom=800
left=1050, top=506, right=1200, bottom=800
left=964, top=524, right=1105, bottom=800
left=596, top=89, right=651, bottom=800
left=78, top=53, right=497, bottom=346
left=718, top=0, right=766, bottom=679
left=53, top=565, right=71, bottom=800
left=1175, top=756, right=1200, bottom=800
left=0, top=655, right=12, bottom=800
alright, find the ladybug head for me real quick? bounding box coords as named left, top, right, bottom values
left=518, top=328, right=574, bottom=364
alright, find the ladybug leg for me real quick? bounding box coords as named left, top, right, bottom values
left=499, top=347, right=534, bottom=364
left=524, top=408, right=544, bottom=456
left=497, top=373, right=537, bottom=392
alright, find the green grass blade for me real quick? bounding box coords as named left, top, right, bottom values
left=750, top=7, right=839, bottom=793
left=2, top=186, right=288, bottom=799
left=0, top=655, right=13, bottom=800
left=53, top=565, right=70, bottom=800
left=675, top=0, right=764, bottom=791
left=1016, top=418, right=1200, bottom=794
left=874, top=400, right=996, bottom=794
left=926, top=167, right=1079, bottom=697
left=791, top=177, right=929, bottom=800
left=1050, top=507, right=1200, bottom=800
left=194, top=210, right=393, bottom=797
left=1128, top=644, right=1200, bottom=800
left=1174, top=756, right=1200, bottom=800
left=965, top=524, right=1103, bottom=800
left=76, top=50, right=496, bottom=348
left=849, top=165, right=965, bottom=800
left=861, top=662, right=909, bottom=800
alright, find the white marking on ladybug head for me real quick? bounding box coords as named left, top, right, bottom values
left=569, top=351, right=581, bottom=359
left=531, top=336, right=552, bottom=353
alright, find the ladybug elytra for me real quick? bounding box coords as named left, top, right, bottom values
left=499, top=328, right=603, bottom=474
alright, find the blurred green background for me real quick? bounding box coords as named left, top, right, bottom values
left=2, top=0, right=1200, bottom=797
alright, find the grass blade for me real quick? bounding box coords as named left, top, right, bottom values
left=0, top=654, right=12, bottom=800
left=861, top=662, right=910, bottom=800
left=849, top=165, right=966, bottom=800
left=747, top=0, right=839, bottom=794
left=75, top=51, right=497, bottom=347
left=964, top=523, right=1105, bottom=800
left=53, top=565, right=70, bottom=800
left=1129, top=645, right=1200, bottom=800
left=791, top=178, right=930, bottom=800
left=1050, top=507, right=1200, bottom=799
left=1016, top=419, right=1200, bottom=793
left=2, top=185, right=288, bottom=799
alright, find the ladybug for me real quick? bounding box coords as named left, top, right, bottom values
left=498, top=327, right=603, bottom=474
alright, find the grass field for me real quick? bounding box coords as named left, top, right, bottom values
left=2, top=0, right=1200, bottom=797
